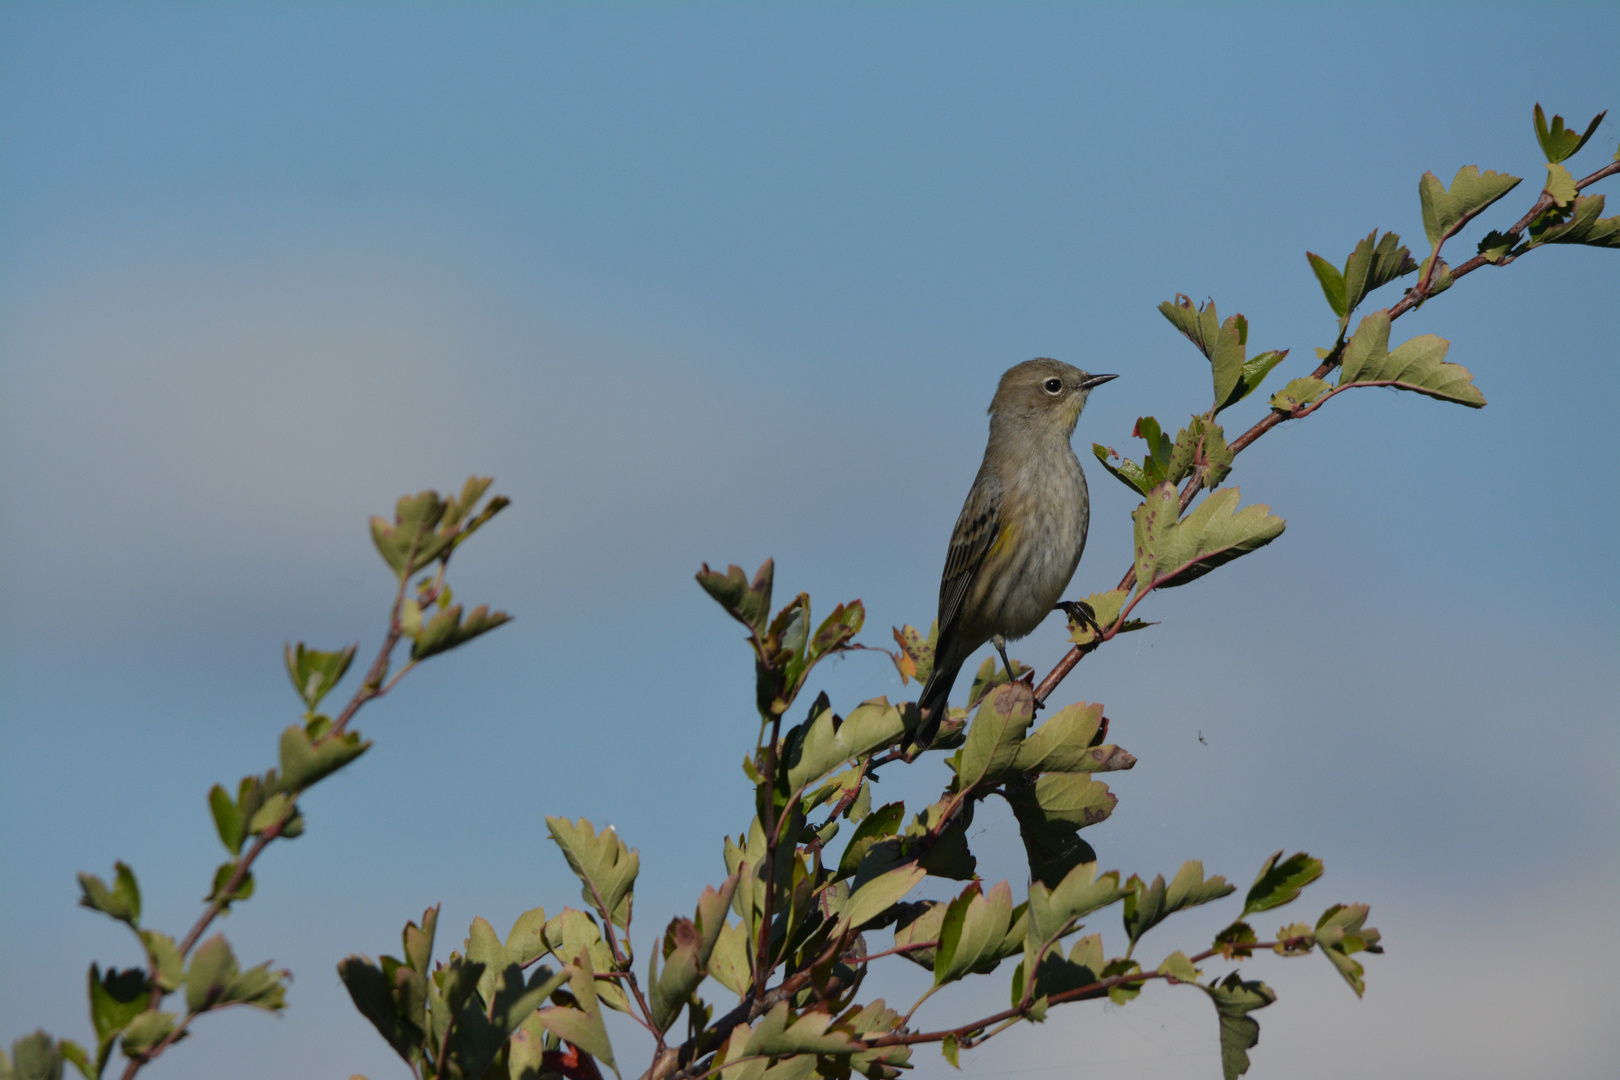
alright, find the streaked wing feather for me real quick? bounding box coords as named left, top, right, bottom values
left=937, top=472, right=1002, bottom=641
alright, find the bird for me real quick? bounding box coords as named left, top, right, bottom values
left=908, top=358, right=1116, bottom=749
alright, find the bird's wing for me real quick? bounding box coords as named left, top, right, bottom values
left=936, top=471, right=1004, bottom=645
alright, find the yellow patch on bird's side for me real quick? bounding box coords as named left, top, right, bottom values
left=987, top=520, right=1018, bottom=560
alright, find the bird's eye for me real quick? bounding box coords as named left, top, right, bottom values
left=1043, top=377, right=1063, bottom=395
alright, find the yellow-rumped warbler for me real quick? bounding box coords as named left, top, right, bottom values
left=910, top=358, right=1116, bottom=747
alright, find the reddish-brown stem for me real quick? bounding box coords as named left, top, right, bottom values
left=583, top=879, right=661, bottom=1044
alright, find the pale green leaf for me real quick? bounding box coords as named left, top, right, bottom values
left=842, top=863, right=925, bottom=931
left=1133, top=484, right=1286, bottom=594
left=1337, top=311, right=1484, bottom=407
left=956, top=682, right=1035, bottom=791
left=1418, top=166, right=1522, bottom=246
left=1204, top=973, right=1276, bottom=1080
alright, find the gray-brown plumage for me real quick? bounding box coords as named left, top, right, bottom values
left=910, top=359, right=1116, bottom=748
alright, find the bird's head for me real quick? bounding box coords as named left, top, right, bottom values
left=989, top=358, right=1116, bottom=436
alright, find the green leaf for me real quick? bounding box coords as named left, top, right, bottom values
left=277, top=724, right=370, bottom=793
left=207, top=784, right=244, bottom=855
left=450, top=963, right=563, bottom=1080
left=1209, top=312, right=1247, bottom=411
left=185, top=934, right=287, bottom=1014
left=694, top=876, right=738, bottom=967
left=138, top=931, right=184, bottom=991
left=1213, top=921, right=1259, bottom=959
left=117, top=1012, right=180, bottom=1058
left=509, top=1013, right=549, bottom=1080
left=1157, top=950, right=1199, bottom=983
left=206, top=860, right=256, bottom=910
left=1155, top=296, right=1253, bottom=409
left=77, top=863, right=140, bottom=925
left=836, top=802, right=905, bottom=881
left=782, top=698, right=908, bottom=797
left=933, top=881, right=1017, bottom=985
left=893, top=902, right=948, bottom=970
left=1103, top=958, right=1142, bottom=1004
left=536, top=1003, right=614, bottom=1075
left=1013, top=702, right=1134, bottom=774
left=1133, top=483, right=1286, bottom=594
left=1314, top=903, right=1382, bottom=996
left=1241, top=851, right=1324, bottom=917
left=696, top=559, right=774, bottom=634
left=1305, top=252, right=1347, bottom=317
left=1025, top=860, right=1127, bottom=958
left=547, top=817, right=640, bottom=932
left=1543, top=162, right=1578, bottom=207
left=88, top=965, right=150, bottom=1068
left=649, top=917, right=705, bottom=1033
left=1204, top=973, right=1276, bottom=1080
left=805, top=600, right=864, bottom=669
left=1122, top=861, right=1235, bottom=950
left=1217, top=350, right=1289, bottom=415
left=1475, top=229, right=1517, bottom=263
left=505, top=906, right=549, bottom=967
left=1132, top=416, right=1173, bottom=478
left=1007, top=774, right=1116, bottom=886
left=708, top=920, right=752, bottom=997
left=283, top=642, right=356, bottom=712
left=941, top=1033, right=959, bottom=1068
left=59, top=1041, right=91, bottom=1080
left=1168, top=416, right=1234, bottom=488
left=1337, top=230, right=1417, bottom=333
left=464, top=915, right=507, bottom=1007
left=6, top=1031, right=64, bottom=1080
left=842, top=862, right=926, bottom=931
left=1091, top=443, right=1156, bottom=496
left=1531, top=193, right=1620, bottom=248
left=400, top=906, right=437, bottom=978
left=446, top=478, right=509, bottom=550
left=742, top=1002, right=861, bottom=1058
left=442, top=475, right=494, bottom=528
left=542, top=910, right=627, bottom=1012
left=1418, top=166, right=1522, bottom=246
left=247, top=790, right=293, bottom=835
left=1336, top=311, right=1485, bottom=407
left=369, top=490, right=452, bottom=578
left=1534, top=104, right=1606, bottom=164
left=409, top=602, right=512, bottom=661
left=956, top=681, right=1035, bottom=791
left=538, top=949, right=616, bottom=1073
left=185, top=934, right=237, bottom=1013
left=1269, top=377, right=1331, bottom=413
left=1026, top=933, right=1105, bottom=1000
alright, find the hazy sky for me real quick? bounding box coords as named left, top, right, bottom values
left=2, top=4, right=1616, bottom=1078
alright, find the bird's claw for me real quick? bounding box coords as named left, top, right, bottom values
left=1056, top=599, right=1105, bottom=641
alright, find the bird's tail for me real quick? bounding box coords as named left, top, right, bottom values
left=907, top=657, right=965, bottom=751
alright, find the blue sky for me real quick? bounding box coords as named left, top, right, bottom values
left=2, top=4, right=1616, bottom=1078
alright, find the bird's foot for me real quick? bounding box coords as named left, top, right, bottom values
left=992, top=633, right=1016, bottom=683
left=1056, top=600, right=1104, bottom=641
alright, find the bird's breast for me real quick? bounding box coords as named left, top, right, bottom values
left=965, top=446, right=1090, bottom=642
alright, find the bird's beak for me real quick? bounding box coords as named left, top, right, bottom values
left=1080, top=373, right=1118, bottom=389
